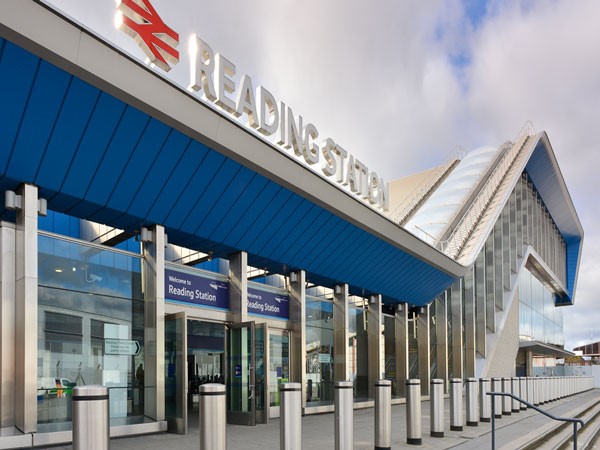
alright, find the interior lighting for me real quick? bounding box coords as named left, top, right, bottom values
left=54, top=268, right=63, bottom=273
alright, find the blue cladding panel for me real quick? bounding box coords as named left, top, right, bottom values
left=35, top=78, right=100, bottom=191
left=232, top=189, right=293, bottom=249
left=61, top=93, right=126, bottom=199
left=8, top=61, right=72, bottom=182
left=165, top=147, right=226, bottom=230
left=565, top=236, right=581, bottom=300
left=207, top=175, right=269, bottom=243
left=147, top=142, right=208, bottom=224
left=106, top=118, right=173, bottom=213
left=128, top=131, right=192, bottom=219
left=192, top=167, right=256, bottom=236
left=218, top=181, right=281, bottom=246
left=245, top=194, right=303, bottom=254
left=84, top=107, right=149, bottom=206
left=259, top=200, right=315, bottom=259
left=0, top=41, right=39, bottom=176
left=0, top=37, right=459, bottom=305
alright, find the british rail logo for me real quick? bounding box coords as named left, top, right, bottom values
left=116, top=0, right=179, bottom=71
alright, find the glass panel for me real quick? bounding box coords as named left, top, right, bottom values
left=383, top=314, right=397, bottom=396
left=268, top=332, right=290, bottom=408
left=255, top=325, right=265, bottom=415
left=227, top=326, right=252, bottom=413
left=305, top=297, right=334, bottom=406
left=37, top=234, right=144, bottom=427
left=165, top=313, right=187, bottom=434
left=348, top=298, right=369, bottom=401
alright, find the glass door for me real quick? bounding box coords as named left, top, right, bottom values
left=226, top=321, right=256, bottom=425
left=165, top=312, right=187, bottom=434
left=268, top=329, right=290, bottom=418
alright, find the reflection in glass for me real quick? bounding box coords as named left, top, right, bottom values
left=305, top=297, right=334, bottom=406
left=37, top=234, right=144, bottom=427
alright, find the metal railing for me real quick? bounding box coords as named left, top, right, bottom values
left=438, top=121, right=536, bottom=259
left=389, top=147, right=464, bottom=225
left=488, top=391, right=584, bottom=450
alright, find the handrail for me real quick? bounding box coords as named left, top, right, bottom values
left=487, top=391, right=584, bottom=450
left=437, top=121, right=535, bottom=259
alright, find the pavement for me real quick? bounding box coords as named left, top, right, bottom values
left=28, top=388, right=600, bottom=450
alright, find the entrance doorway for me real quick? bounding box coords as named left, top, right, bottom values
left=165, top=314, right=272, bottom=433
left=187, top=320, right=225, bottom=429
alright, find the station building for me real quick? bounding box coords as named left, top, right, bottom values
left=0, top=0, right=583, bottom=446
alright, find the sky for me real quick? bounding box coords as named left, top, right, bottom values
left=47, top=0, right=599, bottom=350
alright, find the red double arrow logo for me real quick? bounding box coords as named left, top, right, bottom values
left=117, top=0, right=179, bottom=72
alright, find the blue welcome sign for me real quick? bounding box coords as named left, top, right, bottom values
left=247, top=286, right=289, bottom=320
left=165, top=268, right=229, bottom=310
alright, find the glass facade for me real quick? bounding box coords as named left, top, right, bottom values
left=305, top=296, right=334, bottom=406
left=519, top=269, right=564, bottom=346
left=37, top=233, right=144, bottom=427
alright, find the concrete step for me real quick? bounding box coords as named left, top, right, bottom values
left=495, top=391, right=600, bottom=450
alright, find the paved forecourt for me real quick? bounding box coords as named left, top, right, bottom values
left=26, top=388, right=600, bottom=450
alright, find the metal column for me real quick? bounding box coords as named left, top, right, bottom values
left=141, top=224, right=165, bottom=421
left=368, top=295, right=383, bottom=399
left=333, top=285, right=349, bottom=382
left=289, top=270, right=306, bottom=407
left=14, top=184, right=40, bottom=433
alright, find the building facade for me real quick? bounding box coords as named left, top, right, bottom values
left=0, top=0, right=583, bottom=447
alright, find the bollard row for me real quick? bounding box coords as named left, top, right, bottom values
left=144, top=375, right=593, bottom=450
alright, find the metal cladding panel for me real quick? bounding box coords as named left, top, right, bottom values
left=206, top=174, right=269, bottom=243
left=212, top=182, right=282, bottom=246
left=182, top=162, right=253, bottom=234
left=127, top=131, right=193, bottom=218
left=258, top=199, right=315, bottom=259
left=0, top=41, right=39, bottom=175
left=229, top=188, right=293, bottom=249
left=35, top=78, right=101, bottom=191
left=145, top=142, right=208, bottom=224
left=100, top=117, right=172, bottom=212
left=565, top=236, right=581, bottom=300
left=0, top=36, right=457, bottom=306
left=525, top=141, right=580, bottom=241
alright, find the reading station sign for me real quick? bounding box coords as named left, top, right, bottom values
left=113, top=0, right=389, bottom=211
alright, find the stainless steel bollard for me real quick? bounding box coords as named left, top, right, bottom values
left=200, top=384, right=226, bottom=450
left=335, top=381, right=353, bottom=450
left=492, top=378, right=502, bottom=418
left=450, top=378, right=463, bottom=432
left=374, top=380, right=391, bottom=450
left=280, top=383, right=301, bottom=450
left=519, top=377, right=527, bottom=410
left=466, top=378, right=478, bottom=427
left=511, top=377, right=520, bottom=412
left=406, top=379, right=422, bottom=445
left=501, top=378, right=512, bottom=415
left=479, top=378, right=491, bottom=423
left=430, top=379, right=444, bottom=437
left=72, top=385, right=109, bottom=450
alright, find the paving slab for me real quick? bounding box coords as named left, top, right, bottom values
left=23, top=389, right=600, bottom=450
